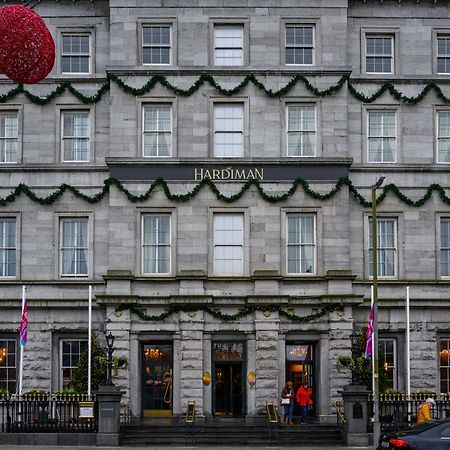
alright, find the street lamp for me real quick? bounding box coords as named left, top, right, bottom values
left=105, top=332, right=115, bottom=385
left=371, top=176, right=384, bottom=449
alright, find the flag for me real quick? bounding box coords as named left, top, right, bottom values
left=19, top=297, right=28, bottom=347
left=364, top=304, right=374, bottom=359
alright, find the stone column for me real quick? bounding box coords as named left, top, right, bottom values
left=340, top=384, right=371, bottom=447
left=96, top=384, right=123, bottom=446
left=254, top=310, right=279, bottom=416
left=179, top=311, right=204, bottom=421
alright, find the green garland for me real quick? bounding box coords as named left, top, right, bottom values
left=1, top=176, right=450, bottom=208
left=115, top=302, right=341, bottom=322
left=1, top=73, right=450, bottom=105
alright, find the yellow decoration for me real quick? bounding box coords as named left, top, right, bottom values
left=202, top=372, right=211, bottom=386
left=247, top=371, right=256, bottom=387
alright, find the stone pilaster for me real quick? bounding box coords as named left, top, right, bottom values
left=254, top=310, right=279, bottom=414
left=179, top=311, right=204, bottom=418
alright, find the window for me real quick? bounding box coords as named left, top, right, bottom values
left=61, top=111, right=90, bottom=162
left=214, top=104, right=244, bottom=157
left=285, top=25, right=314, bottom=65
left=61, top=34, right=90, bottom=74
left=368, top=218, right=397, bottom=277
left=441, top=218, right=450, bottom=277
left=366, top=35, right=393, bottom=74
left=0, top=219, right=15, bottom=277
left=143, top=106, right=171, bottom=157
left=143, top=25, right=171, bottom=65
left=287, top=215, right=315, bottom=274
left=213, top=214, right=244, bottom=276
left=379, top=338, right=397, bottom=390
left=437, top=111, right=450, bottom=163
left=287, top=105, right=316, bottom=157
left=437, top=36, right=450, bottom=74
left=0, top=112, right=18, bottom=163
left=0, top=339, right=16, bottom=393
left=440, top=339, right=450, bottom=393
left=60, top=218, right=88, bottom=277
left=368, top=111, right=396, bottom=163
left=60, top=339, right=87, bottom=389
left=214, top=25, right=244, bottom=66
left=142, top=215, right=171, bottom=274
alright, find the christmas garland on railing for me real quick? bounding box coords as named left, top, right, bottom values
left=1, top=176, right=450, bottom=208
left=2, top=73, right=450, bottom=105
left=115, top=302, right=341, bottom=322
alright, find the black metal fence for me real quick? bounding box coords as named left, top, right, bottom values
left=374, top=393, right=450, bottom=431
left=0, top=394, right=97, bottom=433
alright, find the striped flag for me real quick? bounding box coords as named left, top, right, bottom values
left=19, top=296, right=28, bottom=347
left=364, top=304, right=374, bottom=359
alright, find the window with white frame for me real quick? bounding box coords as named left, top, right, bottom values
left=60, top=218, right=88, bottom=276
left=214, top=104, right=244, bottom=157
left=0, top=219, right=15, bottom=277
left=60, top=339, right=87, bottom=389
left=214, top=25, right=244, bottom=66
left=285, top=25, right=314, bottom=65
left=438, top=36, right=450, bottom=74
left=142, top=215, right=171, bottom=274
left=143, top=105, right=171, bottom=157
left=142, top=25, right=171, bottom=65
left=437, top=111, right=450, bottom=163
left=368, top=111, right=396, bottom=163
left=62, top=111, right=90, bottom=162
left=287, top=105, right=316, bottom=157
left=441, top=218, right=450, bottom=277
left=213, top=214, right=244, bottom=276
left=379, top=338, right=397, bottom=390
left=0, top=339, right=16, bottom=393
left=0, top=112, right=18, bottom=163
left=366, top=35, right=394, bottom=74
left=440, top=339, right=450, bottom=393
left=368, top=218, right=397, bottom=277
left=61, top=34, right=91, bottom=74
left=287, top=214, right=315, bottom=274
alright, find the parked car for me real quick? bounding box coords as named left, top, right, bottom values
left=377, top=419, right=450, bottom=449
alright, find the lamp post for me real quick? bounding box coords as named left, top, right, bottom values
left=105, top=332, right=115, bottom=385
left=371, top=176, right=384, bottom=449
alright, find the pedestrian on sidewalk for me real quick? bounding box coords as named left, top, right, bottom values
left=281, top=381, right=295, bottom=425
left=416, top=397, right=436, bottom=423
left=296, top=381, right=313, bottom=424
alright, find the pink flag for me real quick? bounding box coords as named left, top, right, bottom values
left=364, top=304, right=374, bottom=359
left=19, top=298, right=28, bottom=347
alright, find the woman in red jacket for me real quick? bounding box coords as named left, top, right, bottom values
left=296, top=381, right=313, bottom=424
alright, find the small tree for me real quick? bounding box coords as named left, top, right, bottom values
left=69, top=333, right=107, bottom=393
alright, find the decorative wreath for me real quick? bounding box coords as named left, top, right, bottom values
left=0, top=5, right=55, bottom=84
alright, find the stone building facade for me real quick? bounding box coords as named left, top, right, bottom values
left=0, top=0, right=450, bottom=423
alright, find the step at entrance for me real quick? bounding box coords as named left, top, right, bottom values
left=119, top=422, right=344, bottom=446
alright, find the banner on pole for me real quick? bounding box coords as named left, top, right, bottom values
left=365, top=304, right=374, bottom=359
left=19, top=295, right=28, bottom=347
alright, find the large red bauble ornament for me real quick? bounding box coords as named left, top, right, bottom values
left=0, top=5, right=55, bottom=84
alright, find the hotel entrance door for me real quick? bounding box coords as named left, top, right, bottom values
left=286, top=343, right=316, bottom=417
left=212, top=342, right=245, bottom=417
left=142, top=343, right=173, bottom=417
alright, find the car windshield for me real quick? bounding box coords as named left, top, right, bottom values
left=401, top=421, right=439, bottom=435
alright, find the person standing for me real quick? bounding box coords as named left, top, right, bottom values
left=296, top=381, right=313, bottom=424
left=281, top=381, right=295, bottom=425
left=416, top=398, right=436, bottom=423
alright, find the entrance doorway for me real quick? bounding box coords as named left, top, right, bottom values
left=212, top=342, right=245, bottom=417
left=142, top=343, right=173, bottom=417
left=285, top=343, right=316, bottom=417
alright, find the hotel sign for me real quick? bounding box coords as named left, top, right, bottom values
left=109, top=163, right=349, bottom=182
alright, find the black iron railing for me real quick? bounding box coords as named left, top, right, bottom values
left=0, top=394, right=97, bottom=433
left=369, top=393, right=450, bottom=431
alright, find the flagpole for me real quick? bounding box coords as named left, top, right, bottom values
left=406, top=286, right=410, bottom=398
left=88, top=285, right=92, bottom=397
left=371, top=285, right=375, bottom=396
left=18, top=285, right=26, bottom=396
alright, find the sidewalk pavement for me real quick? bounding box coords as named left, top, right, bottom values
left=0, top=446, right=373, bottom=450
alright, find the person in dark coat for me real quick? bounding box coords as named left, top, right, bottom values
left=280, top=381, right=295, bottom=424
left=296, top=381, right=313, bottom=424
